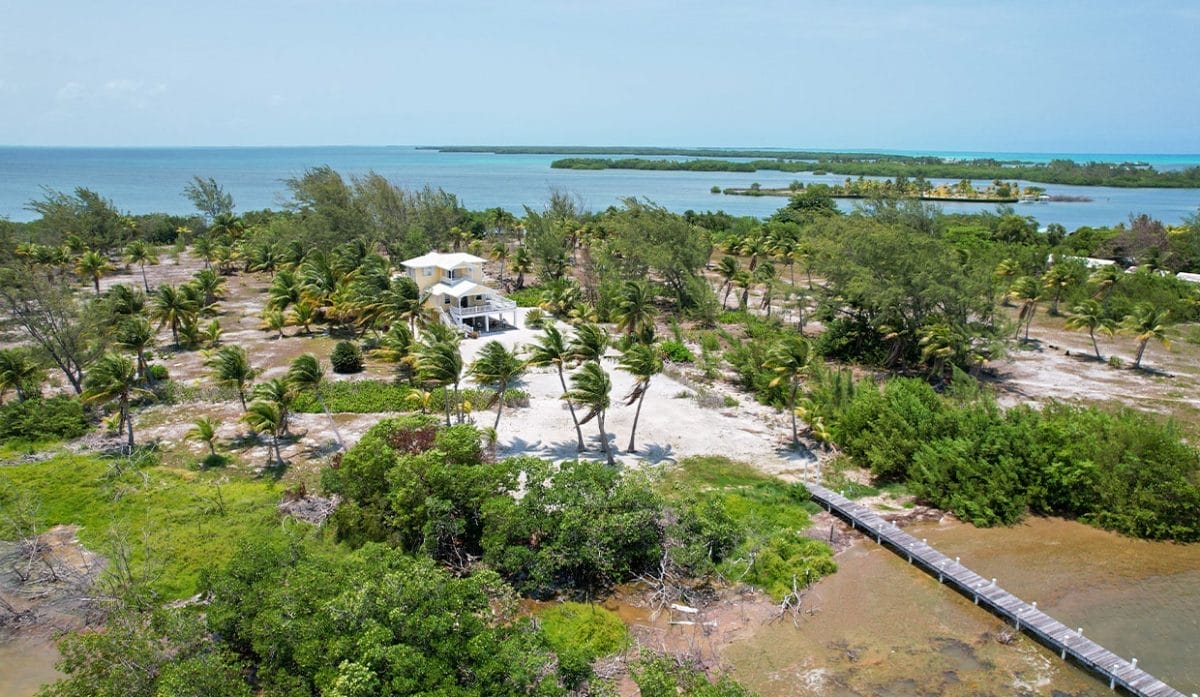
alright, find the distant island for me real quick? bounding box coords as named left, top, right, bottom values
left=719, top=178, right=1093, bottom=204
left=421, top=146, right=1200, bottom=188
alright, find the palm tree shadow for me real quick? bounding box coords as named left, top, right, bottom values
left=632, top=442, right=676, bottom=465
left=774, top=442, right=818, bottom=465
left=498, top=436, right=545, bottom=459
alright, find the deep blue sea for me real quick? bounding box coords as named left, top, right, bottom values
left=1, top=146, right=1198, bottom=229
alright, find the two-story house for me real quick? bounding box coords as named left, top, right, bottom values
left=400, top=251, right=517, bottom=333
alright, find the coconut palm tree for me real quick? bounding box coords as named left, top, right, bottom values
left=82, top=352, right=142, bottom=452
left=755, top=262, right=777, bottom=317
left=191, top=268, right=226, bottom=309
left=490, top=242, right=509, bottom=287
left=151, top=284, right=198, bottom=347
left=733, top=270, right=753, bottom=310
left=0, top=348, right=46, bottom=402
left=568, top=323, right=610, bottom=365
left=617, top=342, right=663, bottom=453
left=123, top=241, right=159, bottom=292
left=251, top=377, right=294, bottom=435
left=210, top=212, right=245, bottom=241
left=993, top=258, right=1020, bottom=303
left=918, top=323, right=960, bottom=380
left=261, top=308, right=287, bottom=339
left=1007, top=276, right=1041, bottom=341
left=186, top=416, right=220, bottom=457
left=527, top=324, right=586, bottom=452
left=614, top=280, right=656, bottom=340
left=1064, top=299, right=1115, bottom=360
left=566, top=361, right=614, bottom=466
left=405, top=388, right=434, bottom=414
left=1089, top=265, right=1122, bottom=307
left=289, top=301, right=317, bottom=336
left=716, top=255, right=739, bottom=309
left=75, top=250, right=114, bottom=294
left=287, top=353, right=343, bottom=448
left=191, top=235, right=216, bottom=269
left=416, top=338, right=464, bottom=426
left=242, top=399, right=286, bottom=465
left=107, top=283, right=146, bottom=317
left=267, top=268, right=302, bottom=311
left=469, top=340, right=526, bottom=431
left=511, top=246, right=532, bottom=289
left=1119, top=303, right=1172, bottom=370
left=205, top=345, right=256, bottom=410
left=114, top=316, right=156, bottom=381
left=766, top=335, right=810, bottom=448
left=1042, top=264, right=1078, bottom=316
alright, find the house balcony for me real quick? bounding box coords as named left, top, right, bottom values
left=448, top=297, right=517, bottom=321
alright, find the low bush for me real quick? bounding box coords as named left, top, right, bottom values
left=658, top=340, right=694, bottom=363
left=330, top=341, right=363, bottom=373
left=145, top=364, right=169, bottom=382
left=0, top=396, right=90, bottom=443
left=507, top=286, right=545, bottom=307
left=292, top=380, right=412, bottom=414
left=537, top=602, right=629, bottom=687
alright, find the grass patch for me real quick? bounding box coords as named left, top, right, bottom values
left=291, top=380, right=530, bottom=415
left=661, top=456, right=834, bottom=600
left=821, top=456, right=881, bottom=500
left=537, top=602, right=629, bottom=660
left=0, top=451, right=292, bottom=599
left=507, top=285, right=545, bottom=308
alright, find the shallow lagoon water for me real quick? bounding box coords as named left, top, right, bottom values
left=1, top=146, right=1198, bottom=229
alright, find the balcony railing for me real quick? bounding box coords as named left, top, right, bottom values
left=448, top=297, right=517, bottom=321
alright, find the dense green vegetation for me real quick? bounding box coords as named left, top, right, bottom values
left=550, top=156, right=1200, bottom=188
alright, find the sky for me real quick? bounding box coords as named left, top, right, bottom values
left=1, top=0, right=1198, bottom=153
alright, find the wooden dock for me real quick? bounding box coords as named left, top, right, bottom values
left=807, top=483, right=1189, bottom=697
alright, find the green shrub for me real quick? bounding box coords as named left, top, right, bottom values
left=659, top=340, right=694, bottom=363
left=0, top=396, right=90, bottom=443
left=146, top=364, right=170, bottom=381
left=537, top=602, right=629, bottom=681
left=292, top=380, right=411, bottom=414
left=507, top=286, right=544, bottom=307
left=330, top=341, right=363, bottom=374
left=524, top=307, right=546, bottom=328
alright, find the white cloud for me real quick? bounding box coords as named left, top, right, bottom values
left=55, top=81, right=85, bottom=102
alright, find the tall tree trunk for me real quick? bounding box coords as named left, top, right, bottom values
left=318, top=391, right=344, bottom=448
left=1134, top=339, right=1148, bottom=369
left=1089, top=328, right=1102, bottom=360
left=93, top=277, right=100, bottom=294
left=597, top=412, right=614, bottom=466
left=492, top=380, right=506, bottom=432
left=627, top=381, right=649, bottom=453
left=558, top=366, right=586, bottom=452
left=789, top=383, right=799, bottom=447
left=141, top=263, right=150, bottom=291
left=453, top=382, right=462, bottom=424
left=122, top=398, right=135, bottom=453
left=238, top=389, right=247, bottom=411
left=722, top=285, right=731, bottom=309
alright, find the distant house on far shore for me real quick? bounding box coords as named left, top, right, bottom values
left=400, top=251, right=517, bottom=333
left=1176, top=272, right=1200, bottom=284
left=1050, top=254, right=1117, bottom=269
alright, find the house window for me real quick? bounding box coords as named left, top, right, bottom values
left=465, top=267, right=472, bottom=276
left=423, top=267, right=432, bottom=277
left=475, top=295, right=482, bottom=301
left=444, top=297, right=451, bottom=304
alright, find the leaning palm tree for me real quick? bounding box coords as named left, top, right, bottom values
left=568, top=323, right=610, bottom=365
left=114, top=316, right=156, bottom=381
left=918, top=323, right=959, bottom=380
left=416, top=338, right=464, bottom=426
left=527, top=324, right=586, bottom=451
left=267, top=268, right=302, bottom=311
left=75, top=250, right=114, bottom=294
left=1089, top=265, right=1122, bottom=307
left=469, top=341, right=526, bottom=431
left=124, top=241, right=159, bottom=292
left=242, top=398, right=286, bottom=466
left=251, top=377, right=294, bottom=435
left=185, top=416, right=220, bottom=457
left=716, top=255, right=739, bottom=309
left=205, top=345, right=256, bottom=410
left=566, top=361, right=614, bottom=466
left=766, top=335, right=810, bottom=448
left=1064, top=299, right=1115, bottom=360
left=151, top=284, right=198, bottom=347
left=0, top=348, right=46, bottom=402
left=106, top=283, right=146, bottom=317
left=287, top=353, right=343, bottom=448
left=82, top=352, right=142, bottom=453
left=1041, top=264, right=1077, bottom=316
left=261, top=308, right=287, bottom=339
left=1007, top=276, right=1041, bottom=341
left=191, top=268, right=227, bottom=309
left=614, top=280, right=656, bottom=339
left=617, top=343, right=663, bottom=453
left=1119, top=303, right=1172, bottom=370
left=510, top=246, right=532, bottom=289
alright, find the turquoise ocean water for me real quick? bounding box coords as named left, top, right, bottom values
left=1, top=146, right=1198, bottom=228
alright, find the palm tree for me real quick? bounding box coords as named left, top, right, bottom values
left=469, top=341, right=526, bottom=431
left=289, top=301, right=317, bottom=335
left=918, top=323, right=960, bottom=380
left=416, top=338, right=464, bottom=426
left=568, top=323, right=610, bottom=364
left=82, top=353, right=141, bottom=453
left=152, top=284, right=198, bottom=347
left=124, top=241, right=160, bottom=292
left=1007, top=276, right=1041, bottom=341
left=114, top=316, right=156, bottom=381
left=191, top=235, right=216, bottom=269
left=186, top=416, right=220, bottom=457
left=766, top=336, right=810, bottom=448
left=405, top=388, right=434, bottom=414
left=614, top=280, right=656, bottom=339
left=205, top=345, right=256, bottom=410
left=527, top=325, right=586, bottom=452
left=251, top=378, right=294, bottom=435
left=210, top=212, right=245, bottom=240
left=754, top=262, right=777, bottom=317
left=1089, top=265, right=1122, bottom=307
left=0, top=348, right=45, bottom=402
left=261, top=309, right=287, bottom=339
left=242, top=399, right=286, bottom=465
left=191, top=268, right=226, bottom=309
left=716, top=255, right=739, bottom=309
left=1042, top=264, right=1077, bottom=316
left=287, top=353, right=343, bottom=448
left=733, top=270, right=753, bottom=310
left=267, top=268, right=302, bottom=311
left=1119, top=303, right=1172, bottom=370
left=617, top=343, right=663, bottom=453
left=107, top=283, right=146, bottom=317
left=490, top=242, right=509, bottom=287
left=511, top=246, right=532, bottom=289
left=1064, top=299, right=1115, bottom=360
left=75, top=250, right=114, bottom=294
left=566, top=361, right=614, bottom=466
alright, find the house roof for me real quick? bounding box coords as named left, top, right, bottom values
left=427, top=281, right=498, bottom=299
left=400, top=252, right=486, bottom=270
